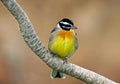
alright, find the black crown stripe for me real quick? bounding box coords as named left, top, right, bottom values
left=60, top=18, right=74, bottom=26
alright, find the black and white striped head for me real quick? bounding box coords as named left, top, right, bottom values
left=56, top=18, right=76, bottom=31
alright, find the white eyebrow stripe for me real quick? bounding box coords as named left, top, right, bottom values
left=60, top=21, right=69, bottom=25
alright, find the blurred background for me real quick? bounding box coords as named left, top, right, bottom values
left=0, top=0, right=120, bottom=84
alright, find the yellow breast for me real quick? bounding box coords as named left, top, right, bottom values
left=49, top=30, right=75, bottom=58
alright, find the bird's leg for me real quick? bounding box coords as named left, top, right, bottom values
left=63, top=57, right=68, bottom=64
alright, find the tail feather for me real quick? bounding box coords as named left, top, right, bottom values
left=51, top=70, right=66, bottom=79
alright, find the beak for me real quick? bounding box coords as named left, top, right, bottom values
left=73, top=26, right=77, bottom=29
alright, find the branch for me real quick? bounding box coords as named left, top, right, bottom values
left=1, top=0, right=118, bottom=84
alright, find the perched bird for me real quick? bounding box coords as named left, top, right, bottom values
left=48, top=18, right=78, bottom=79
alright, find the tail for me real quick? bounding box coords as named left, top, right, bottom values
left=51, top=70, right=66, bottom=79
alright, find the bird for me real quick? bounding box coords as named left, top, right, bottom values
left=48, top=18, right=78, bottom=79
